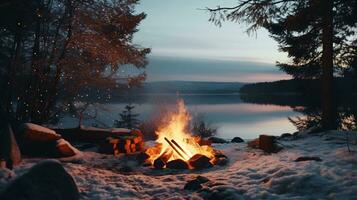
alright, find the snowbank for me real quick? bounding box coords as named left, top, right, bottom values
left=2, top=131, right=357, bottom=199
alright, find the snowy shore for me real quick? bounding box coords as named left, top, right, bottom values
left=2, top=131, right=357, bottom=200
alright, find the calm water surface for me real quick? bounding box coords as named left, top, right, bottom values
left=61, top=94, right=300, bottom=139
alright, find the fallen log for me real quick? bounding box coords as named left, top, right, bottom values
left=53, top=127, right=142, bottom=144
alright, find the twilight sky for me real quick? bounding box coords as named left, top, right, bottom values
left=133, top=0, right=291, bottom=82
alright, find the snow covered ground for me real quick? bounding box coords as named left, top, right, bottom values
left=2, top=131, right=357, bottom=200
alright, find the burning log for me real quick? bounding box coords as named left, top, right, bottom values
left=166, top=159, right=189, bottom=169
left=188, top=154, right=213, bottom=169
left=164, top=137, right=186, bottom=160
left=171, top=139, right=190, bottom=158
left=153, top=149, right=173, bottom=169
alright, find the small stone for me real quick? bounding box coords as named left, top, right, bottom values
left=184, top=179, right=202, bottom=191
left=231, top=137, right=244, bottom=143
left=295, top=156, right=322, bottom=162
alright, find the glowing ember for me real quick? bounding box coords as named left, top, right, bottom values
left=146, top=100, right=215, bottom=167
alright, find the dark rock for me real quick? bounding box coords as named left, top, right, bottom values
left=0, top=124, right=22, bottom=169
left=295, top=156, right=322, bottom=162
left=196, top=176, right=210, bottom=184
left=0, top=160, right=79, bottom=200
left=166, top=159, right=189, bottom=169
left=188, top=154, right=213, bottom=169
left=208, top=137, right=228, bottom=144
left=231, top=137, right=244, bottom=143
left=184, top=179, right=202, bottom=191
left=259, top=135, right=281, bottom=153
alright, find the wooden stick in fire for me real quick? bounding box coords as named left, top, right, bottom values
left=164, top=137, right=185, bottom=160
left=171, top=139, right=190, bottom=158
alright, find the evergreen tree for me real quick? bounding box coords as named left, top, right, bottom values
left=207, top=0, right=357, bottom=130
left=114, top=104, right=140, bottom=129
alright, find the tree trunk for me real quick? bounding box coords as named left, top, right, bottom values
left=321, top=0, right=337, bottom=130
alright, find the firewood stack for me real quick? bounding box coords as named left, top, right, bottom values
left=98, top=129, right=144, bottom=155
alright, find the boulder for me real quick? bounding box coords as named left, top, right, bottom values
left=166, top=159, right=189, bottom=169
left=0, top=160, right=79, bottom=200
left=248, top=135, right=282, bottom=153
left=295, top=156, right=322, bottom=162
left=19, top=139, right=77, bottom=158
left=188, top=154, right=213, bottom=169
left=19, top=123, right=61, bottom=142
left=208, top=137, right=228, bottom=144
left=0, top=124, right=22, bottom=169
left=55, top=139, right=77, bottom=157
left=259, top=135, right=276, bottom=153
left=231, top=137, right=244, bottom=143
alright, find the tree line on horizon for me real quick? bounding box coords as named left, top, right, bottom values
left=208, top=0, right=357, bottom=131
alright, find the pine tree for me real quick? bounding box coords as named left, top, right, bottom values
left=114, top=104, right=140, bottom=129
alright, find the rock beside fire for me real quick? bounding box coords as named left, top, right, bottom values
left=188, top=154, right=213, bottom=169
left=184, top=176, right=211, bottom=191
left=211, top=154, right=229, bottom=166
left=248, top=135, right=282, bottom=153
left=166, top=159, right=189, bottom=169
left=184, top=179, right=203, bottom=191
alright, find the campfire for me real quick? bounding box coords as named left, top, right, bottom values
left=144, top=100, right=227, bottom=170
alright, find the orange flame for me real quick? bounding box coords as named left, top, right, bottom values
left=146, top=100, right=214, bottom=164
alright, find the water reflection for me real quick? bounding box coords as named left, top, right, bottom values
left=60, top=94, right=301, bottom=139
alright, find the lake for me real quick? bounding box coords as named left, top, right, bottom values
left=59, top=94, right=301, bottom=139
